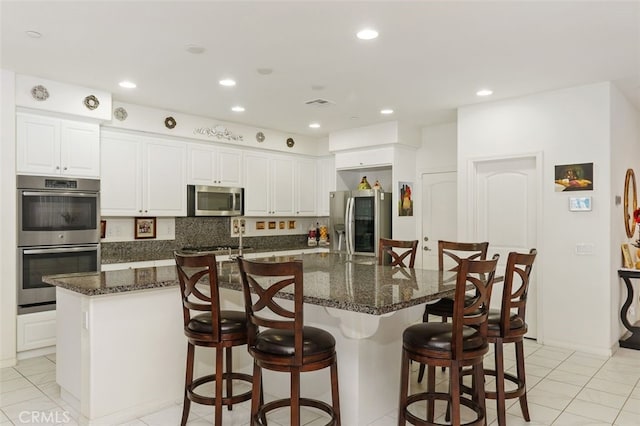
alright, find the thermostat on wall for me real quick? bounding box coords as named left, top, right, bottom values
left=569, top=196, right=592, bottom=211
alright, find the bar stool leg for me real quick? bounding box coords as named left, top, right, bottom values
left=251, top=362, right=262, bottom=424
left=450, top=363, right=461, bottom=426
left=398, top=350, right=410, bottom=425
left=214, top=346, right=223, bottom=425
left=291, top=369, right=301, bottom=426
left=225, top=347, right=233, bottom=410
left=427, top=365, right=436, bottom=422
left=331, top=360, right=341, bottom=425
left=472, top=362, right=487, bottom=426
left=494, top=340, right=506, bottom=426
left=515, top=340, right=530, bottom=421
left=181, top=342, right=195, bottom=426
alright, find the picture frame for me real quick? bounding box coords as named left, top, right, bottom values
left=100, top=220, right=106, bottom=239
left=134, top=217, right=156, bottom=239
left=622, top=243, right=633, bottom=269
left=554, top=162, right=593, bottom=192
left=398, top=181, right=414, bottom=216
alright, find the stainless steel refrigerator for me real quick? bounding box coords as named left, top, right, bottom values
left=329, top=189, right=392, bottom=256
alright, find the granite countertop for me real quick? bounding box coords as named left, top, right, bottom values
left=44, top=252, right=458, bottom=315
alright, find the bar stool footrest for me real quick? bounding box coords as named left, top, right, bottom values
left=403, top=391, right=484, bottom=426
left=482, top=368, right=526, bottom=400
left=253, top=397, right=338, bottom=426
left=187, top=372, right=253, bottom=406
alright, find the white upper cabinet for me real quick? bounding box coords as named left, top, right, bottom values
left=17, top=113, right=100, bottom=178
left=187, top=143, right=243, bottom=187
left=295, top=158, right=317, bottom=216
left=243, top=152, right=295, bottom=216
left=101, top=130, right=186, bottom=217
left=317, top=156, right=335, bottom=216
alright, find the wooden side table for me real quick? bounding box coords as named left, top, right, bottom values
left=617, top=269, right=640, bottom=350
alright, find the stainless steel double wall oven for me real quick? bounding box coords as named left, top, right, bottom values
left=17, top=175, right=101, bottom=313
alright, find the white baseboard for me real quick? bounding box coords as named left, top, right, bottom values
left=17, top=345, right=55, bottom=360
left=542, top=339, right=613, bottom=357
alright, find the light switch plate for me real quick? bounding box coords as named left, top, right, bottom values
left=575, top=243, right=594, bottom=255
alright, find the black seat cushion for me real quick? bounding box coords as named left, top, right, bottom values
left=424, top=295, right=475, bottom=316
left=255, top=326, right=336, bottom=357
left=487, top=309, right=525, bottom=332
left=403, top=322, right=485, bottom=352
left=187, top=310, right=247, bottom=334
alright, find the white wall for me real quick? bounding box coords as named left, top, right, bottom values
left=458, top=82, right=616, bottom=355
left=416, top=122, right=457, bottom=173
left=0, top=69, right=17, bottom=367
left=610, top=84, right=640, bottom=343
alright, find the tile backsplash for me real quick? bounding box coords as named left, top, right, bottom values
left=100, top=216, right=324, bottom=264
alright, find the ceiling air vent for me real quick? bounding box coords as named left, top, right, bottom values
left=305, top=98, right=335, bottom=106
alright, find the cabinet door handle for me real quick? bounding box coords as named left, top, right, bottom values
left=56, top=166, right=60, bottom=170
left=63, top=166, right=68, bottom=170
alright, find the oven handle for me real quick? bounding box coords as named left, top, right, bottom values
left=22, top=191, right=98, bottom=198
left=23, top=246, right=98, bottom=255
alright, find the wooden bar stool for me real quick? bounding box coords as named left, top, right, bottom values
left=237, top=256, right=341, bottom=426
left=399, top=255, right=499, bottom=426
left=174, top=253, right=253, bottom=426
left=418, top=240, right=489, bottom=382
left=484, top=249, right=537, bottom=426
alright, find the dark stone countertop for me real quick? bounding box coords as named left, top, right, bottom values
left=44, top=252, right=457, bottom=315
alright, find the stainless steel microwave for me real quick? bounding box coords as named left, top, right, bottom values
left=187, top=185, right=244, bottom=216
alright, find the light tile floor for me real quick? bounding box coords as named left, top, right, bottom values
left=1, top=340, right=639, bottom=425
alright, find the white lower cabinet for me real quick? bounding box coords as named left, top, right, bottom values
left=17, top=310, right=56, bottom=352
left=101, top=130, right=187, bottom=217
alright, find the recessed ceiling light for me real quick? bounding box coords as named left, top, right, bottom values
left=380, top=109, right=394, bottom=115
left=257, top=68, right=273, bottom=75
left=357, top=28, right=379, bottom=40
left=219, top=79, right=236, bottom=87
left=309, top=123, right=321, bottom=129
left=185, top=44, right=205, bottom=54
left=476, top=89, right=493, bottom=97
left=25, top=30, right=41, bottom=38
left=119, top=81, right=137, bottom=89
left=231, top=106, right=245, bottom=112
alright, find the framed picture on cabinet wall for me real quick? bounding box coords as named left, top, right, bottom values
left=134, top=217, right=156, bottom=239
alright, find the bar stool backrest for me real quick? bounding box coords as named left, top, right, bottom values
left=236, top=257, right=305, bottom=365
left=452, top=254, right=499, bottom=358
left=378, top=238, right=419, bottom=267
left=439, top=240, right=489, bottom=271
left=174, top=253, right=222, bottom=342
left=500, top=249, right=537, bottom=335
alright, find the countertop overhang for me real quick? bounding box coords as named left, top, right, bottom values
left=44, top=252, right=458, bottom=315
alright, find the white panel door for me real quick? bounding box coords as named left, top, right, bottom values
left=421, top=172, right=458, bottom=269
left=217, top=148, right=243, bottom=187
left=473, top=156, right=539, bottom=337
left=295, top=158, right=317, bottom=216
left=243, top=153, right=270, bottom=215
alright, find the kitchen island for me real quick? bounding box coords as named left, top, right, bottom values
left=45, top=253, right=457, bottom=425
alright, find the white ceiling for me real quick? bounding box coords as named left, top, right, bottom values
left=1, top=1, right=639, bottom=138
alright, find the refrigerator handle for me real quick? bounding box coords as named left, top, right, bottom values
left=345, top=197, right=354, bottom=254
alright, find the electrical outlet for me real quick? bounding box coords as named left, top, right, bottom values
left=232, top=219, right=239, bottom=234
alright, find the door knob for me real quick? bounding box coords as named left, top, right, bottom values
left=424, top=237, right=429, bottom=242
left=423, top=246, right=431, bottom=251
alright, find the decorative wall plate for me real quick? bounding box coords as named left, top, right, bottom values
left=165, top=116, right=177, bottom=129
left=113, top=107, right=128, bottom=121
left=31, top=85, right=49, bottom=101
left=256, top=131, right=265, bottom=143
left=286, top=137, right=295, bottom=148
left=83, top=95, right=100, bottom=110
